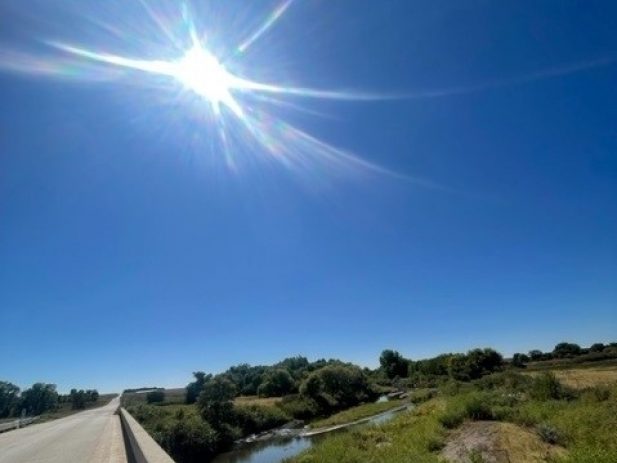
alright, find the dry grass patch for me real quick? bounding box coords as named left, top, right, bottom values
left=234, top=395, right=282, bottom=407
left=526, top=367, right=617, bottom=389
left=441, top=421, right=566, bottom=463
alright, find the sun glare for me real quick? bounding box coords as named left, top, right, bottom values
left=1, top=0, right=406, bottom=181
left=172, top=45, right=240, bottom=115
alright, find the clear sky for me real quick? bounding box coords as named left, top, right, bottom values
left=1, top=0, right=615, bottom=393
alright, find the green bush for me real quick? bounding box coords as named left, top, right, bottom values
left=408, top=388, right=436, bottom=404
left=299, top=365, right=378, bottom=412
left=158, top=416, right=220, bottom=463
left=278, top=394, right=321, bottom=420
left=580, top=385, right=611, bottom=403
left=464, top=394, right=494, bottom=420
left=234, top=404, right=290, bottom=435
left=257, top=369, right=296, bottom=397
left=475, top=371, right=532, bottom=393
left=438, top=392, right=500, bottom=428
left=146, top=390, right=165, bottom=404
left=438, top=408, right=465, bottom=428
left=529, top=372, right=573, bottom=401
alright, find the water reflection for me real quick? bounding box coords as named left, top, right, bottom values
left=212, top=435, right=313, bottom=463
left=212, top=404, right=411, bottom=463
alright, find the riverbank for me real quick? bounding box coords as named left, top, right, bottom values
left=213, top=400, right=413, bottom=463
left=285, top=371, right=617, bottom=463
left=308, top=399, right=406, bottom=429
left=230, top=397, right=410, bottom=445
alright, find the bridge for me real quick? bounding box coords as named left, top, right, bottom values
left=0, top=397, right=174, bottom=463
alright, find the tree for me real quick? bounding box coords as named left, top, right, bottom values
left=589, top=343, right=605, bottom=353
left=379, top=350, right=409, bottom=379
left=553, top=342, right=582, bottom=358
left=86, top=389, right=99, bottom=402
left=257, top=369, right=295, bottom=397
left=186, top=372, right=212, bottom=404
left=146, top=390, right=165, bottom=404
left=198, top=375, right=237, bottom=426
left=415, top=354, right=451, bottom=376
left=528, top=350, right=544, bottom=361
left=70, top=389, right=86, bottom=409
left=512, top=353, right=529, bottom=368
left=448, top=348, right=503, bottom=381
left=223, top=364, right=265, bottom=396
left=0, top=381, right=20, bottom=418
left=299, top=365, right=377, bottom=410
left=21, top=383, right=58, bottom=415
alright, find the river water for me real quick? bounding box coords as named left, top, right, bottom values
left=211, top=404, right=411, bottom=463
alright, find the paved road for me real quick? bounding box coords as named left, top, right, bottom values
left=0, top=397, right=127, bottom=463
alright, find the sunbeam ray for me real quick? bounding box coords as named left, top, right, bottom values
left=236, top=0, right=294, bottom=54
left=0, top=0, right=426, bottom=186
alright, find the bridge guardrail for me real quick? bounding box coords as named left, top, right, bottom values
left=0, top=416, right=39, bottom=433
left=118, top=407, right=175, bottom=463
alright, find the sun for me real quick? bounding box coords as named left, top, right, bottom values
left=37, top=1, right=401, bottom=180
left=171, top=44, right=243, bottom=116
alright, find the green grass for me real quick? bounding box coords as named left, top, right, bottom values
left=126, top=403, right=199, bottom=425
left=309, top=399, right=406, bottom=428
left=287, top=400, right=446, bottom=463
left=287, top=376, right=617, bottom=463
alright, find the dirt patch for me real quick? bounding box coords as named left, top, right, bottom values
left=441, top=421, right=566, bottom=463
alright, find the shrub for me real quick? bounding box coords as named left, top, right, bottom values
left=529, top=373, right=572, bottom=401
left=438, top=392, right=499, bottom=428
left=234, top=404, right=290, bottom=435
left=475, top=371, right=532, bottom=393
left=257, top=369, right=296, bottom=397
left=278, top=394, right=321, bottom=420
left=197, top=375, right=237, bottom=426
left=439, top=380, right=465, bottom=396
left=146, top=390, right=165, bottom=404
left=299, top=365, right=378, bottom=412
left=580, top=386, right=611, bottom=403
left=439, top=408, right=465, bottom=429
left=464, top=394, right=494, bottom=420
left=159, top=416, right=220, bottom=462
left=409, top=388, right=436, bottom=404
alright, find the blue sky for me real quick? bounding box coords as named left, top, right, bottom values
left=1, top=0, right=616, bottom=393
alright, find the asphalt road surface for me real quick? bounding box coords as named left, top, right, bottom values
left=0, top=396, right=127, bottom=463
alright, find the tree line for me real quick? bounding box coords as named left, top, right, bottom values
left=0, top=382, right=101, bottom=418
left=511, top=341, right=617, bottom=366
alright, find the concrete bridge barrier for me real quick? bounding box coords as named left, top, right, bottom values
left=118, top=407, right=175, bottom=463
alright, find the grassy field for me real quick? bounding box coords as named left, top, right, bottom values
left=121, top=388, right=186, bottom=407
left=39, top=393, right=118, bottom=422
left=525, top=357, right=617, bottom=371
left=287, top=370, right=617, bottom=463
left=309, top=399, right=405, bottom=428
left=122, top=390, right=285, bottom=409
left=526, top=367, right=617, bottom=389
left=234, top=395, right=282, bottom=407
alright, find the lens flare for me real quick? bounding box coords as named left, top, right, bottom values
left=0, top=1, right=424, bottom=185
